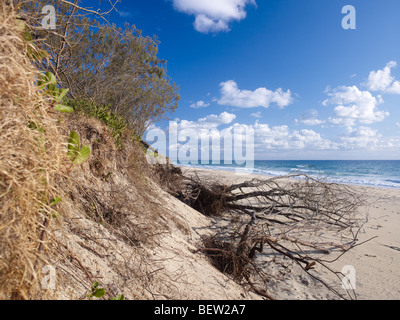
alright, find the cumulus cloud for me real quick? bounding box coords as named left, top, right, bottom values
left=323, top=86, right=389, bottom=126
left=337, top=126, right=400, bottom=151
left=300, top=119, right=326, bottom=126
left=199, top=111, right=237, bottom=125
left=367, top=61, right=400, bottom=94
left=178, top=111, right=236, bottom=131
left=250, top=122, right=334, bottom=150
left=169, top=114, right=335, bottom=152
left=190, top=100, right=210, bottom=109
left=296, top=109, right=326, bottom=126
left=218, top=80, right=293, bottom=109
left=328, top=117, right=357, bottom=127
left=171, top=0, right=256, bottom=33
left=194, top=15, right=230, bottom=33
left=339, top=126, right=381, bottom=149
left=250, top=111, right=262, bottom=118
left=151, top=117, right=400, bottom=160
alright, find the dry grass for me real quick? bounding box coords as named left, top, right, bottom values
left=36, top=107, right=174, bottom=299
left=0, top=2, right=67, bottom=299
left=57, top=112, right=166, bottom=247
left=0, top=2, right=176, bottom=300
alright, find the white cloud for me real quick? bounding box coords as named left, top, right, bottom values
left=217, top=122, right=334, bottom=151
left=328, top=117, right=357, bottom=127
left=178, top=111, right=236, bottom=131
left=300, top=119, right=326, bottom=126
left=194, top=15, right=230, bottom=33
left=367, top=61, right=400, bottom=94
left=118, top=10, right=132, bottom=18
left=171, top=0, right=256, bottom=33
left=250, top=122, right=335, bottom=150
left=339, top=126, right=381, bottom=149
left=323, top=86, right=389, bottom=126
left=250, top=111, right=262, bottom=118
left=199, top=111, right=236, bottom=124
left=151, top=116, right=400, bottom=159
left=190, top=100, right=210, bottom=109
left=290, top=129, right=334, bottom=150
left=218, top=80, right=293, bottom=109
left=171, top=114, right=335, bottom=152
left=296, top=109, right=326, bottom=126
left=397, top=122, right=400, bottom=128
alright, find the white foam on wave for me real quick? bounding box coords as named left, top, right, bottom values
left=177, top=163, right=400, bottom=189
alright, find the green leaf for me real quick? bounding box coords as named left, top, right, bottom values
left=47, top=85, right=57, bottom=95
left=73, top=145, right=91, bottom=165
left=50, top=197, right=62, bottom=206
left=45, top=73, right=57, bottom=93
left=93, top=288, right=105, bottom=298
left=68, top=131, right=80, bottom=160
left=45, top=72, right=57, bottom=86
left=54, top=104, right=74, bottom=113
left=56, top=88, right=69, bottom=103
left=67, top=131, right=90, bottom=166
left=28, top=121, right=38, bottom=130
left=68, top=131, right=80, bottom=150
left=37, top=75, right=47, bottom=90
left=27, top=47, right=48, bottom=62
left=16, top=18, right=26, bottom=32
left=117, top=294, right=125, bottom=300
left=30, top=48, right=48, bottom=61
left=23, top=30, right=32, bottom=42
left=38, top=72, right=56, bottom=90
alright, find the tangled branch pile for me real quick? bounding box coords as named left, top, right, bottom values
left=159, top=166, right=366, bottom=300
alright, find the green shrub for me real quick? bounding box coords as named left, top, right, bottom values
left=67, top=99, right=136, bottom=148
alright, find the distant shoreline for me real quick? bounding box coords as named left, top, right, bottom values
left=175, top=161, right=400, bottom=191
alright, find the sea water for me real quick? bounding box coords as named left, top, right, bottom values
left=178, top=160, right=400, bottom=190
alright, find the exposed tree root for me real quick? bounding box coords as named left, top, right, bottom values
left=156, top=165, right=368, bottom=300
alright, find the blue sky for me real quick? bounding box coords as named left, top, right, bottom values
left=89, top=0, right=400, bottom=160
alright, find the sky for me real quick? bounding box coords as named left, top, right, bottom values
left=87, top=0, right=400, bottom=160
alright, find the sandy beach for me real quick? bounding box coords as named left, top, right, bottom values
left=181, top=166, right=400, bottom=300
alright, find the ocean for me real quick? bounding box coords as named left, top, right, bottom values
left=178, top=160, right=400, bottom=190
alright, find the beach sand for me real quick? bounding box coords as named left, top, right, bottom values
left=181, top=167, right=400, bottom=300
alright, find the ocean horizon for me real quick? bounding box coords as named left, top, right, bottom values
left=177, top=160, right=400, bottom=190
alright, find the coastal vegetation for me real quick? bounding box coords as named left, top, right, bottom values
left=19, top=0, right=180, bottom=137
left=0, top=0, right=177, bottom=299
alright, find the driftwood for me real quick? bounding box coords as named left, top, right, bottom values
left=156, top=165, right=368, bottom=300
